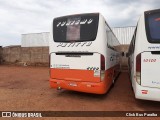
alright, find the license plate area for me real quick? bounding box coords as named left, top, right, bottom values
left=68, top=82, right=77, bottom=87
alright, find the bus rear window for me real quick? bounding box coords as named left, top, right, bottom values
left=53, top=13, right=99, bottom=42
left=145, top=10, right=160, bottom=43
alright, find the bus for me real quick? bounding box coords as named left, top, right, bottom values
left=128, top=9, right=160, bottom=101
left=49, top=13, right=121, bottom=94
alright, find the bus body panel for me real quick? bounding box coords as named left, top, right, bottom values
left=141, top=52, right=160, bottom=88
left=134, top=82, right=160, bottom=101
left=50, top=65, right=118, bottom=94
left=50, top=78, right=107, bottom=94
left=50, top=69, right=100, bottom=82
left=50, top=52, right=101, bottom=82
left=50, top=52, right=100, bottom=71
left=49, top=13, right=120, bottom=94
left=128, top=9, right=160, bottom=101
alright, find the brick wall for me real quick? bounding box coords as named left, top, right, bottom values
left=2, top=46, right=49, bottom=66
left=1, top=45, right=129, bottom=67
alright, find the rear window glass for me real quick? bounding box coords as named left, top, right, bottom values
left=53, top=13, right=99, bottom=42
left=145, top=10, right=160, bottom=43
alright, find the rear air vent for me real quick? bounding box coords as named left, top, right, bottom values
left=151, top=51, right=160, bottom=54
left=56, top=52, right=93, bottom=56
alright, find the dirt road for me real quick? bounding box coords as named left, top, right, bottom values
left=0, top=65, right=160, bottom=119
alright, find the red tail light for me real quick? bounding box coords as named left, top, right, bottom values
left=136, top=53, right=141, bottom=84
left=101, top=55, right=105, bottom=70
left=136, top=53, right=141, bottom=72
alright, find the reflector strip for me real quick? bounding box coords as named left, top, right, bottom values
left=141, top=90, right=148, bottom=94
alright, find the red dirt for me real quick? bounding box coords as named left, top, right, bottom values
left=0, top=65, right=160, bottom=119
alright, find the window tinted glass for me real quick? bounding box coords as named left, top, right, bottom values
left=53, top=13, right=99, bottom=42
left=145, top=10, right=160, bottom=43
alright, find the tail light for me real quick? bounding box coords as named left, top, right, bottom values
left=100, top=55, right=105, bottom=81
left=136, top=53, right=141, bottom=85
left=101, top=55, right=105, bottom=70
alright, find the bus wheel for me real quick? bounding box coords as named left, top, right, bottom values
left=112, top=70, right=116, bottom=87
left=111, top=70, right=115, bottom=87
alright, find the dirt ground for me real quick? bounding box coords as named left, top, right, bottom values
left=0, top=65, right=160, bottom=120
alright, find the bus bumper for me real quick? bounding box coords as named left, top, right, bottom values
left=134, top=82, right=160, bottom=101
left=50, top=78, right=108, bottom=94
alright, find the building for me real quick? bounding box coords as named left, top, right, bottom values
left=21, top=26, right=136, bottom=47
left=112, top=26, right=135, bottom=44
left=21, top=32, right=50, bottom=47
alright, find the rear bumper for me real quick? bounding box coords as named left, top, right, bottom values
left=134, top=82, right=160, bottom=101
left=50, top=78, right=107, bottom=94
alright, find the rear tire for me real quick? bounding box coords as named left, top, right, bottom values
left=112, top=70, right=116, bottom=87
left=111, top=79, right=115, bottom=87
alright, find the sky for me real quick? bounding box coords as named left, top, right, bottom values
left=0, top=0, right=159, bottom=47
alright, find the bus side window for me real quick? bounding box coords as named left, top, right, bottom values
left=106, top=25, right=112, bottom=49
left=132, top=27, right=137, bottom=52
left=128, top=26, right=137, bottom=56
left=105, top=21, right=120, bottom=51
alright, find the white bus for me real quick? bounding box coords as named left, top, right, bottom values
left=128, top=9, right=160, bottom=101
left=49, top=13, right=121, bottom=94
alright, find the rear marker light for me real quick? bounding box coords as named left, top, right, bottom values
left=86, top=84, right=91, bottom=87
left=141, top=90, right=148, bottom=94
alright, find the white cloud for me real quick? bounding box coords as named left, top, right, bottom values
left=0, top=0, right=159, bottom=46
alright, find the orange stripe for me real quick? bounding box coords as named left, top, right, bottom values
left=50, top=69, right=100, bottom=82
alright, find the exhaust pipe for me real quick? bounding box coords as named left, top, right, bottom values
left=57, top=86, right=61, bottom=90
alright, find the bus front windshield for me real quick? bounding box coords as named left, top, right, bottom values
left=53, top=13, right=99, bottom=42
